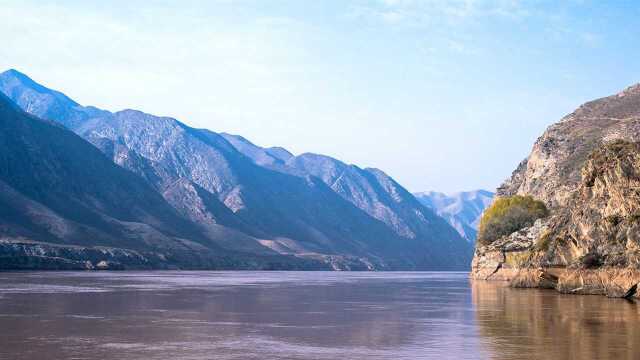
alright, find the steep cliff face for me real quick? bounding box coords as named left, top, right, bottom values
left=549, top=141, right=640, bottom=266
left=474, top=84, right=640, bottom=297
left=498, top=84, right=640, bottom=208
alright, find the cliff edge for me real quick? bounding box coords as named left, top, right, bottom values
left=472, top=84, right=640, bottom=298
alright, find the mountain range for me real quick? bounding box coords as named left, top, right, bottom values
left=414, top=190, right=494, bottom=243
left=0, top=69, right=473, bottom=270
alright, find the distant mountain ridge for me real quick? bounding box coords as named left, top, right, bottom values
left=0, top=69, right=473, bottom=270
left=221, top=133, right=465, bottom=248
left=414, top=190, right=494, bottom=243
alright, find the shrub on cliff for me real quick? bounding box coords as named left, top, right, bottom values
left=477, top=195, right=549, bottom=245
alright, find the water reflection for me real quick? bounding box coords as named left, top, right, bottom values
left=0, top=272, right=638, bottom=360
left=0, top=272, right=481, bottom=360
left=472, top=280, right=640, bottom=360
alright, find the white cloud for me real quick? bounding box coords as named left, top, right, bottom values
left=348, top=0, right=530, bottom=27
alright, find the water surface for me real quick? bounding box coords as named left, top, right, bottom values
left=0, top=271, right=637, bottom=359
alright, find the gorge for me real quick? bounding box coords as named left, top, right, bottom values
left=2, top=68, right=640, bottom=294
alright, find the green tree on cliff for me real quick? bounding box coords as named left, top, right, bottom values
left=477, top=195, right=549, bottom=245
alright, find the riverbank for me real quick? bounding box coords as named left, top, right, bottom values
left=471, top=262, right=640, bottom=298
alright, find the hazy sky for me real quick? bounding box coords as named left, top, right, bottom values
left=2, top=1, right=640, bottom=193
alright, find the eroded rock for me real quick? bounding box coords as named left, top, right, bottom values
left=474, top=83, right=640, bottom=298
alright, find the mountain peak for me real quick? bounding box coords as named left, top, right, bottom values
left=363, top=167, right=387, bottom=177
left=2, top=68, right=25, bottom=77
left=296, top=152, right=336, bottom=161
left=1, top=69, right=57, bottom=94
left=0, top=69, right=80, bottom=108
left=265, top=146, right=293, bottom=162
left=617, top=83, right=640, bottom=98
left=2, top=68, right=29, bottom=79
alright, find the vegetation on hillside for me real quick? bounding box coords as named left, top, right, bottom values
left=477, top=195, right=549, bottom=245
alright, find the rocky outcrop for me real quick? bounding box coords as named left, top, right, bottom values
left=471, top=218, right=550, bottom=280
left=497, top=83, right=640, bottom=208
left=473, top=83, right=640, bottom=298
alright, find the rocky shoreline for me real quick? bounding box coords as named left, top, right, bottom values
left=471, top=219, right=640, bottom=299
left=0, top=239, right=334, bottom=271
left=471, top=266, right=640, bottom=299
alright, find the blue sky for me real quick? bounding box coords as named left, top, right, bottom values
left=2, top=1, right=640, bottom=193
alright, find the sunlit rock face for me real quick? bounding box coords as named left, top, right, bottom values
left=473, top=83, right=640, bottom=297
left=498, top=83, right=640, bottom=208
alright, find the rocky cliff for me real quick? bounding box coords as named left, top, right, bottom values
left=473, top=84, right=640, bottom=297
